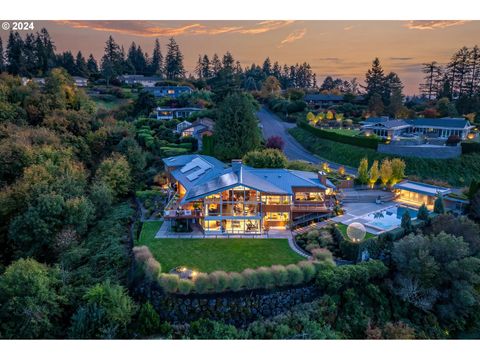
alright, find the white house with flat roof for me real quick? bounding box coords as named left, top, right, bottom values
left=393, top=180, right=451, bottom=209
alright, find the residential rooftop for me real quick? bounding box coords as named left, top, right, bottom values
left=163, top=154, right=335, bottom=204
left=393, top=180, right=451, bottom=197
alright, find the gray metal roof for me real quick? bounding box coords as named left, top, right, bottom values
left=409, top=118, right=472, bottom=129
left=393, top=180, right=451, bottom=197
left=163, top=155, right=334, bottom=204
left=364, top=119, right=410, bottom=129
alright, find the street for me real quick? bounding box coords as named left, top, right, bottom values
left=257, top=107, right=357, bottom=176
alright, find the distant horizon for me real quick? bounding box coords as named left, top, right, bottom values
left=1, top=20, right=479, bottom=95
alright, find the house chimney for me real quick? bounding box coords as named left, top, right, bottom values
left=318, top=171, right=327, bottom=186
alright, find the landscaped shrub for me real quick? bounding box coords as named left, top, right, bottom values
left=144, top=257, right=161, bottom=280
left=256, top=267, right=275, bottom=289
left=271, top=265, right=289, bottom=286
left=133, top=246, right=162, bottom=280
left=158, top=274, right=179, bottom=293
left=209, top=271, right=230, bottom=292
left=194, top=273, right=211, bottom=294
left=228, top=272, right=244, bottom=292
left=285, top=264, right=304, bottom=285
left=298, top=261, right=316, bottom=282
left=298, top=120, right=381, bottom=149
left=241, top=268, right=258, bottom=290
left=177, top=279, right=194, bottom=295
left=461, top=141, right=480, bottom=154
left=310, top=248, right=334, bottom=263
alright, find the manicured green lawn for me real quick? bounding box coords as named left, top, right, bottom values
left=136, top=221, right=303, bottom=273
left=336, top=223, right=376, bottom=240
left=289, top=127, right=480, bottom=187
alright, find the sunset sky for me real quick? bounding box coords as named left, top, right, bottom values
left=2, top=20, right=480, bottom=94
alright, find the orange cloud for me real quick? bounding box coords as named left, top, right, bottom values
left=54, top=20, right=295, bottom=37
left=279, top=28, right=306, bottom=47
left=404, top=20, right=468, bottom=30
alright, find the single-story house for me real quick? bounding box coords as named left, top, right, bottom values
left=304, top=94, right=364, bottom=107
left=156, top=107, right=202, bottom=120
left=361, top=117, right=474, bottom=140
left=162, top=155, right=336, bottom=234
left=118, top=75, right=161, bottom=87
left=73, top=76, right=88, bottom=87
left=145, top=86, right=193, bottom=98
left=176, top=120, right=193, bottom=134
left=393, top=180, right=451, bottom=209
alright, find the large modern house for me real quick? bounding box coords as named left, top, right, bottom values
left=361, top=117, right=474, bottom=140
left=162, top=155, right=336, bottom=234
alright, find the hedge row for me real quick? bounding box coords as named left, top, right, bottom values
left=298, top=120, right=381, bottom=149
left=461, top=141, right=480, bottom=154
left=133, top=246, right=335, bottom=295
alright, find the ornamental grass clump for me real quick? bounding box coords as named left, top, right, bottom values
left=144, top=257, right=161, bottom=280
left=286, top=264, right=304, bottom=285
left=194, top=273, right=211, bottom=294
left=311, top=248, right=334, bottom=264
left=228, top=272, right=244, bottom=292
left=241, top=268, right=258, bottom=290
left=158, top=274, right=179, bottom=293
left=133, top=246, right=153, bottom=262
left=177, top=279, right=194, bottom=295
left=256, top=267, right=275, bottom=289
left=298, top=261, right=316, bottom=282
left=270, top=265, right=289, bottom=286
left=209, top=271, right=230, bottom=292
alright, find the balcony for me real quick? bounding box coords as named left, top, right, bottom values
left=291, top=202, right=330, bottom=212
left=164, top=209, right=203, bottom=219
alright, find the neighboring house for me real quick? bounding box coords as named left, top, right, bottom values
left=162, top=155, right=336, bottom=234
left=181, top=118, right=215, bottom=150
left=393, top=180, right=451, bottom=210
left=145, top=86, right=193, bottom=98
left=393, top=180, right=468, bottom=212
left=361, top=117, right=474, bottom=140
left=118, top=75, right=161, bottom=87
left=176, top=120, right=193, bottom=134
left=31, top=77, right=46, bottom=86
left=73, top=76, right=88, bottom=87
left=156, top=107, right=202, bottom=120
left=304, top=94, right=364, bottom=107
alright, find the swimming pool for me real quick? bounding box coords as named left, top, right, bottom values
left=363, top=205, right=418, bottom=231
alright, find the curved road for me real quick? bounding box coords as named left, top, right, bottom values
left=257, top=107, right=357, bottom=176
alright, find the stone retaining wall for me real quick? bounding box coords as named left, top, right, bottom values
left=377, top=144, right=461, bottom=159
left=133, top=278, right=319, bottom=326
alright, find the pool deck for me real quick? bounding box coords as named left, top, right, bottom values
left=331, top=200, right=418, bottom=234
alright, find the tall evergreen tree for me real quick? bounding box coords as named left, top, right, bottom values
left=213, top=92, right=261, bottom=160
left=211, top=53, right=222, bottom=76
left=75, top=51, right=88, bottom=77
left=164, top=37, right=185, bottom=80
left=419, top=62, right=443, bottom=100
left=35, top=28, right=56, bottom=75
left=86, top=54, right=99, bottom=79
left=365, top=57, right=385, bottom=100
left=149, top=38, right=163, bottom=77
left=6, top=32, right=25, bottom=76
left=262, top=57, right=272, bottom=76
left=101, top=36, right=124, bottom=85
left=201, top=54, right=211, bottom=79
left=195, top=55, right=203, bottom=79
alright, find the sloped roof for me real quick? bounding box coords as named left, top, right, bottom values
left=409, top=118, right=472, bottom=129
left=163, top=155, right=334, bottom=204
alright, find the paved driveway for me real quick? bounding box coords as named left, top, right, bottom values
left=257, top=107, right=356, bottom=176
